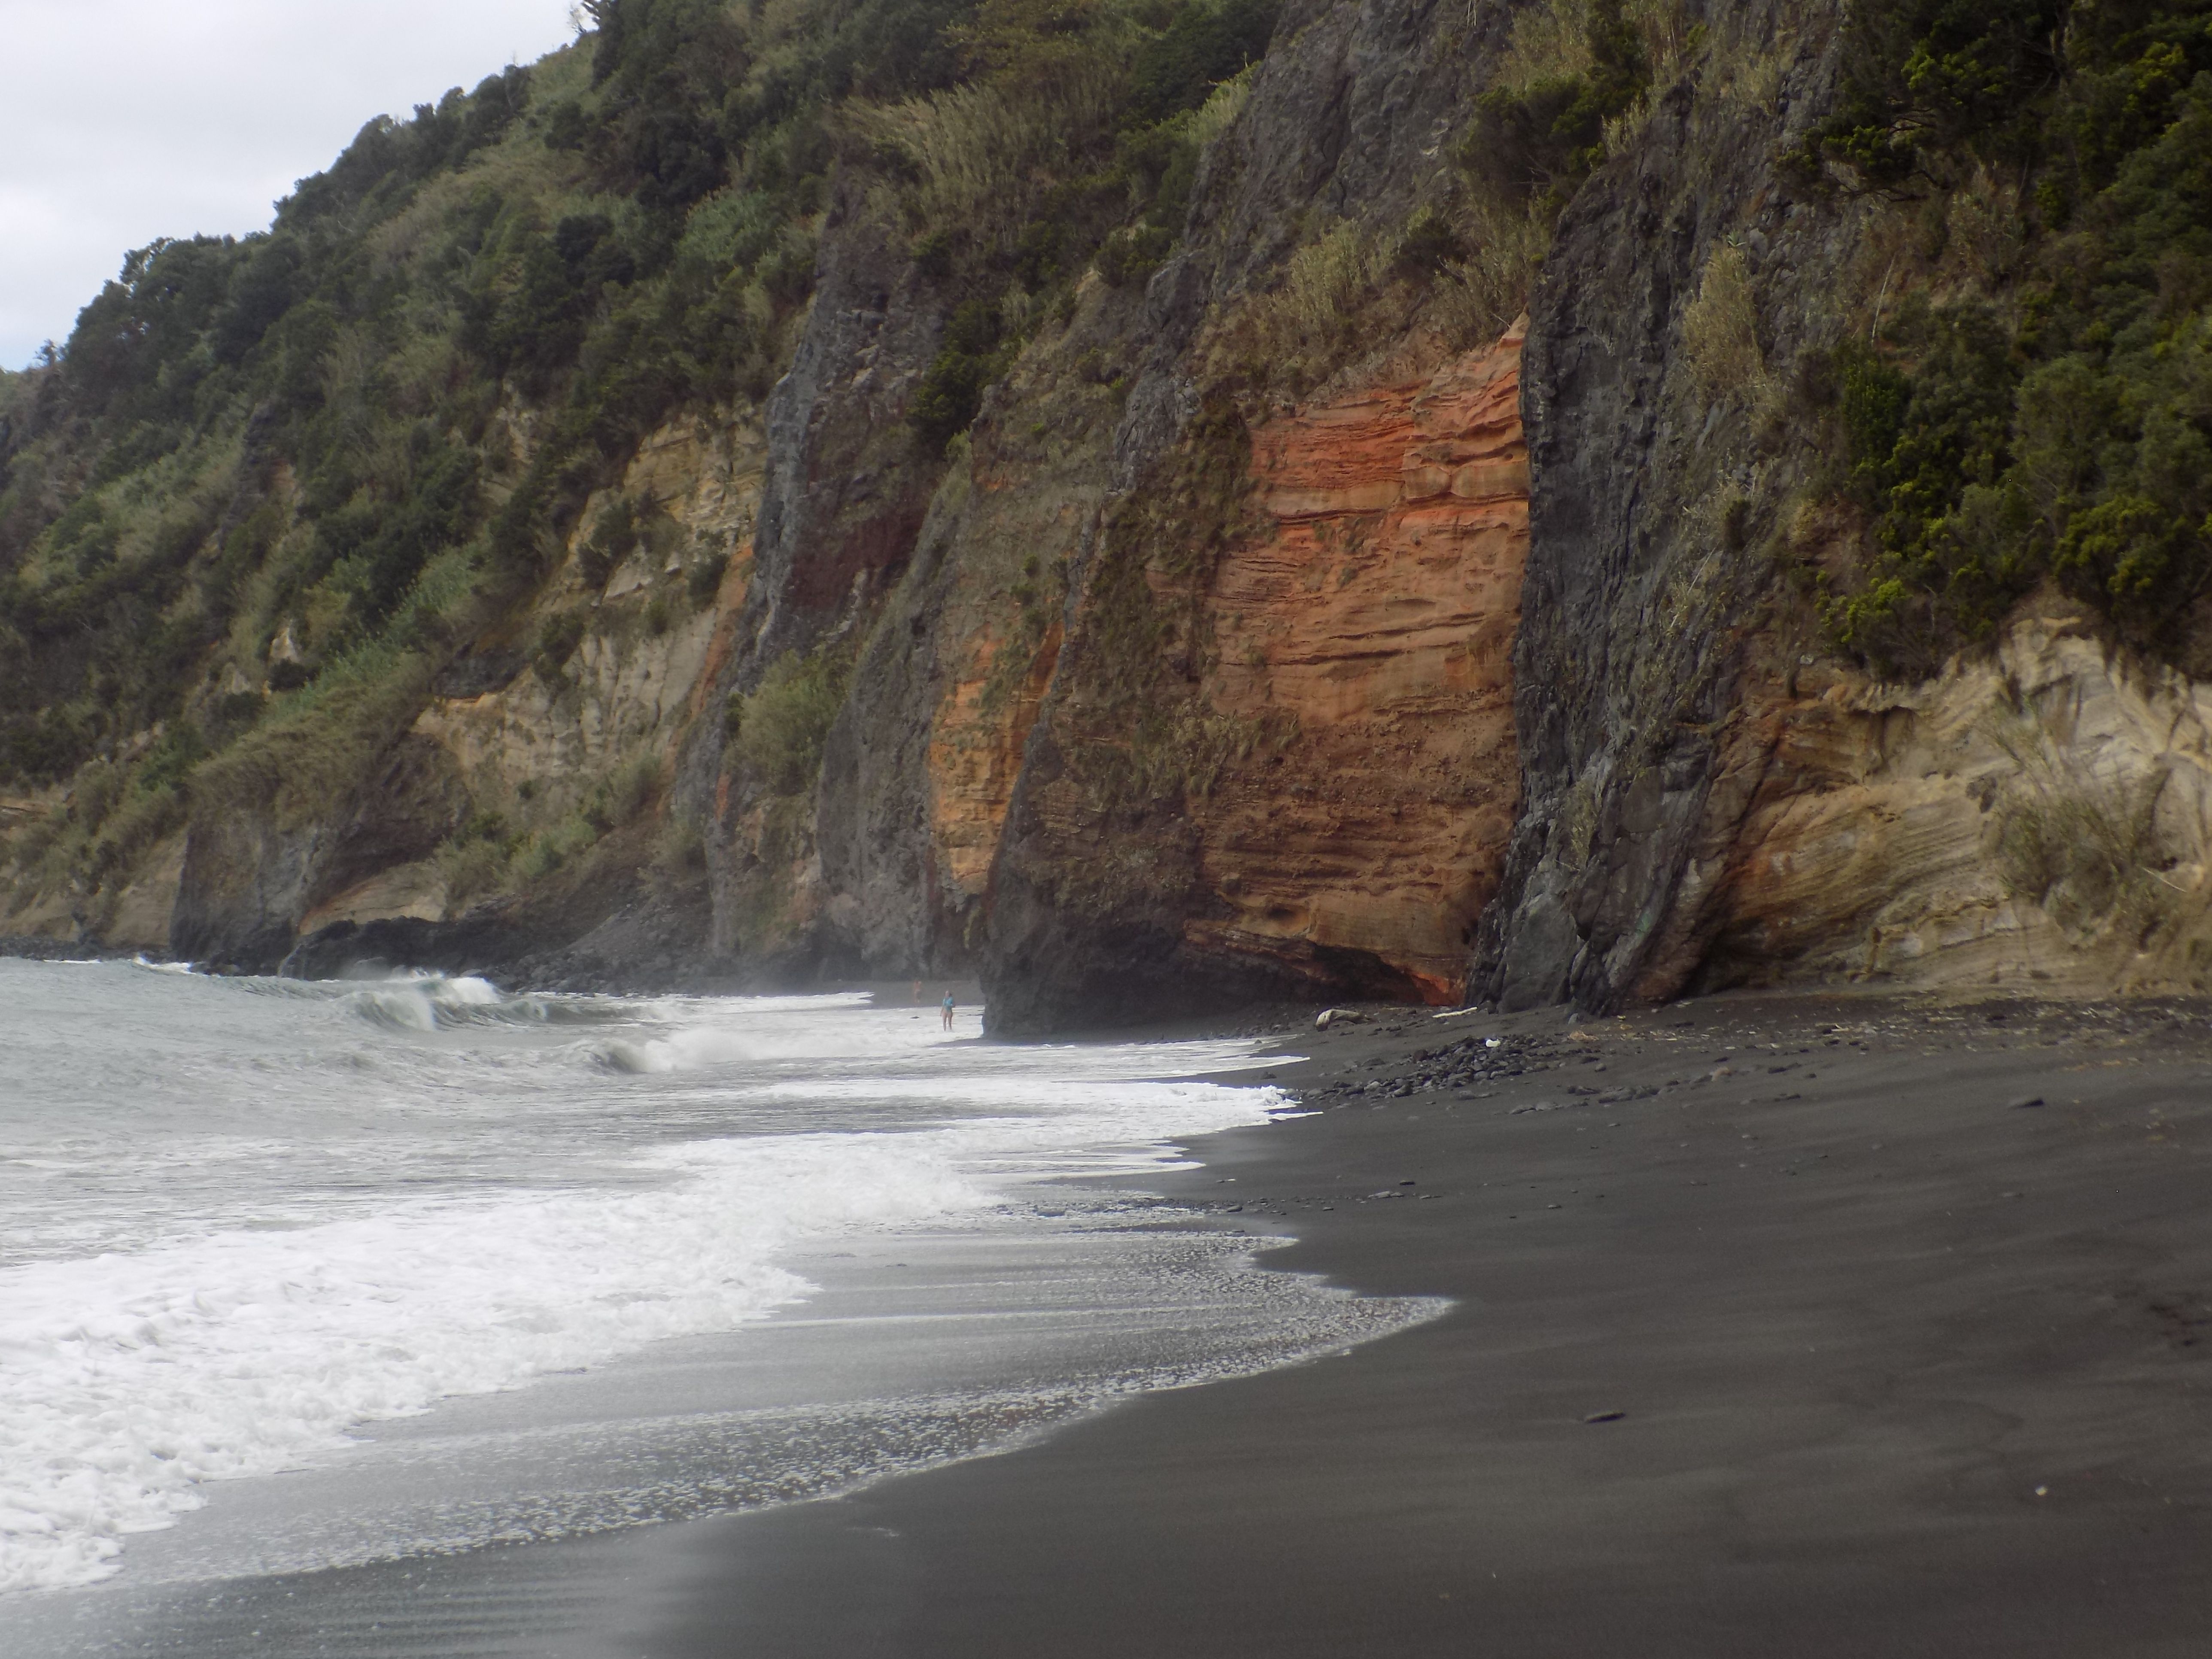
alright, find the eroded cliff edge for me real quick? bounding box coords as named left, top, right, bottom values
left=701, top=0, right=1537, bottom=1029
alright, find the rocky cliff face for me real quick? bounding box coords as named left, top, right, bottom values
left=1662, top=604, right=2212, bottom=997
left=1466, top=0, right=2212, bottom=1014
left=18, top=0, right=2212, bottom=1026
left=673, top=0, right=1536, bottom=1026
left=165, top=410, right=762, bottom=978
left=1472, top=2, right=1841, bottom=1011
left=982, top=324, right=1528, bottom=1029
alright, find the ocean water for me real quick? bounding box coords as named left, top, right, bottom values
left=0, top=957, right=1434, bottom=1647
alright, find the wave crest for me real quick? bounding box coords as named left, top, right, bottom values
left=345, top=975, right=543, bottom=1033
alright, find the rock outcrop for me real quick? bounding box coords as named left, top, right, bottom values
left=1465, top=0, right=2212, bottom=1014
left=1188, top=327, right=1527, bottom=1003
left=981, top=324, right=1529, bottom=1029
left=1473, top=2, right=1851, bottom=1012
left=1676, top=605, right=2212, bottom=997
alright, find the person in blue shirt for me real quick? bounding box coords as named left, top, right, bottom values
left=941, top=991, right=956, bottom=1031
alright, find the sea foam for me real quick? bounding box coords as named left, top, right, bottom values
left=0, top=1134, right=976, bottom=1592
left=0, top=971, right=1287, bottom=1595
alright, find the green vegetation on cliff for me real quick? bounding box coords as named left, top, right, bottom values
left=866, top=0, right=1278, bottom=449
left=1799, top=0, right=2212, bottom=674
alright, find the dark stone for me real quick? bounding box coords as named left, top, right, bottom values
left=1471, top=6, right=1851, bottom=1014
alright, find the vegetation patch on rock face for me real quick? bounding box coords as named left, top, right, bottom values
left=1786, top=0, right=2212, bottom=677
left=1462, top=0, right=1661, bottom=215
left=832, top=0, right=1280, bottom=450
left=432, top=749, right=665, bottom=911
left=730, top=643, right=854, bottom=797
left=1196, top=0, right=1703, bottom=407
left=1987, top=713, right=2184, bottom=951
left=910, top=298, right=1021, bottom=451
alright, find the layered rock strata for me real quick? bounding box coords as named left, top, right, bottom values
left=1167, top=327, right=1528, bottom=1003
left=1674, top=607, right=2212, bottom=997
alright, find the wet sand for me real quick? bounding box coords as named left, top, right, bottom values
left=633, top=991, right=2212, bottom=1656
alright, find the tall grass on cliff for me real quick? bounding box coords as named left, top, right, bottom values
left=851, top=0, right=1281, bottom=449
left=1681, top=243, right=1772, bottom=404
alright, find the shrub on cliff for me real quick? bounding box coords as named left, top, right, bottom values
left=1462, top=0, right=1651, bottom=209
left=1803, top=2, right=2212, bottom=674
left=910, top=299, right=1015, bottom=448
left=1124, top=0, right=1279, bottom=125
left=732, top=647, right=852, bottom=797
left=1796, top=0, right=2064, bottom=189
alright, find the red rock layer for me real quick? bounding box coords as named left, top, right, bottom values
left=1188, top=322, right=1529, bottom=1000
left=931, top=617, right=1064, bottom=902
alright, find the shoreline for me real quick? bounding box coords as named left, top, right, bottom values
left=0, top=981, right=1361, bottom=1654
left=15, top=978, right=2212, bottom=1653
left=3, top=1212, right=1421, bottom=1658
left=626, top=987, right=2212, bottom=1656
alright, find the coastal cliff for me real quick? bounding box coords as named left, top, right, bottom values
left=10, top=0, right=2212, bottom=1025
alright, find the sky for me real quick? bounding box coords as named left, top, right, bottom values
left=1, top=0, right=582, bottom=369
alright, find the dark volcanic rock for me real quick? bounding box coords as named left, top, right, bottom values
left=170, top=813, right=328, bottom=974
left=674, top=182, right=958, bottom=961
left=172, top=733, right=470, bottom=974
left=1472, top=6, right=1856, bottom=1013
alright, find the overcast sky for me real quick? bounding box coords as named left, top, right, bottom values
left=1, top=0, right=581, bottom=369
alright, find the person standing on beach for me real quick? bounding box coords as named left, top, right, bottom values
left=941, top=991, right=956, bottom=1031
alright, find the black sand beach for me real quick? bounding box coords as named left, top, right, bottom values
left=630, top=991, right=2212, bottom=1656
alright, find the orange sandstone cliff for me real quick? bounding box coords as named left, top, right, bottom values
left=980, top=323, right=1529, bottom=1029
left=1186, top=325, right=1527, bottom=1001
